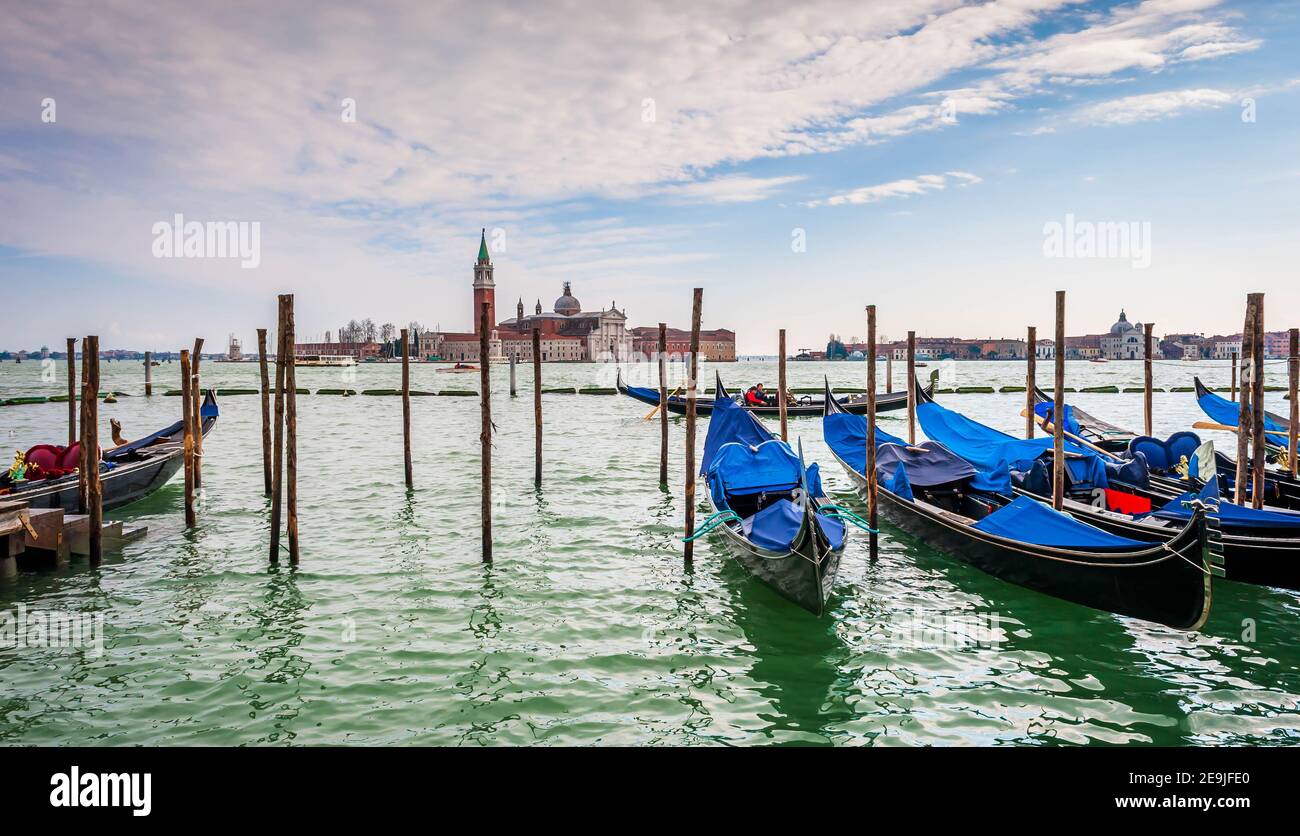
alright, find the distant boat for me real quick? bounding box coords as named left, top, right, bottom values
left=295, top=354, right=355, bottom=367
left=437, top=363, right=479, bottom=373
left=1089, top=357, right=1108, bottom=363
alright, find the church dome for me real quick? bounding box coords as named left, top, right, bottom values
left=554, top=281, right=581, bottom=316
left=1109, top=309, right=1136, bottom=335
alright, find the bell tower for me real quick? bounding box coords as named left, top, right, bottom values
left=472, top=228, right=495, bottom=334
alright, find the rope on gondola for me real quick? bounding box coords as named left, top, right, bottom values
left=816, top=504, right=879, bottom=533
left=681, top=509, right=741, bottom=542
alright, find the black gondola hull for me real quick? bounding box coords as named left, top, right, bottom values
left=708, top=496, right=844, bottom=615
left=5, top=397, right=217, bottom=513
left=832, top=459, right=1212, bottom=629
left=618, top=372, right=923, bottom=417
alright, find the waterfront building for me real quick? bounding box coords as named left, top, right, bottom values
left=431, top=231, right=637, bottom=362
left=294, top=340, right=382, bottom=361
left=629, top=327, right=736, bottom=361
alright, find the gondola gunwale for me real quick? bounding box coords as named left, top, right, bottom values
left=825, top=381, right=1212, bottom=629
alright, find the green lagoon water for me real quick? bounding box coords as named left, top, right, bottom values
left=1, top=357, right=1298, bottom=745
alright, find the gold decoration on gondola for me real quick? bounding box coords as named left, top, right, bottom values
left=7, top=450, right=27, bottom=483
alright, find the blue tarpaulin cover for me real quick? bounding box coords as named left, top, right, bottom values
left=744, top=499, right=845, bottom=552
left=917, top=400, right=1107, bottom=492
left=1152, top=475, right=1300, bottom=530
left=823, top=410, right=1009, bottom=493
left=1033, top=401, right=1080, bottom=436
left=1197, top=387, right=1288, bottom=447
left=707, top=441, right=801, bottom=496
left=883, top=461, right=914, bottom=501
left=701, top=394, right=773, bottom=475
left=971, top=496, right=1150, bottom=549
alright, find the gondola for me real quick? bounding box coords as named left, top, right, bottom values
left=1193, top=376, right=1291, bottom=448
left=821, top=382, right=1211, bottom=630
left=697, top=373, right=846, bottom=615
left=919, top=382, right=1300, bottom=591
left=1032, top=385, right=1300, bottom=510
left=1, top=390, right=219, bottom=512
left=616, top=368, right=926, bottom=416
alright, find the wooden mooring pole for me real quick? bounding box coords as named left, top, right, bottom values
left=886, top=355, right=893, bottom=394
left=1143, top=323, right=1154, bottom=438
left=270, top=298, right=287, bottom=561
left=778, top=328, right=788, bottom=442
left=66, top=337, right=76, bottom=445
left=1052, top=291, right=1066, bottom=511
left=401, top=327, right=413, bottom=489
left=509, top=353, right=517, bottom=397
left=1250, top=295, right=1266, bottom=510
left=480, top=303, right=493, bottom=562
left=191, top=338, right=204, bottom=490
left=1234, top=294, right=1257, bottom=505
left=684, top=288, right=702, bottom=563
left=866, top=305, right=878, bottom=561
left=906, top=330, right=916, bottom=444
left=1289, top=327, right=1298, bottom=478
left=144, top=351, right=153, bottom=397
left=283, top=295, right=299, bottom=564
left=180, top=348, right=196, bottom=529
left=657, top=323, right=668, bottom=488
left=1025, top=326, right=1036, bottom=439
left=257, top=328, right=272, bottom=496
left=533, top=328, right=543, bottom=489
left=86, top=336, right=102, bottom=567
left=78, top=342, right=89, bottom=513
left=1231, top=350, right=1238, bottom=401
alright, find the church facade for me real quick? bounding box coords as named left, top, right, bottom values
left=423, top=231, right=636, bottom=363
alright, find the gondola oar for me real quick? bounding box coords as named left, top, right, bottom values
left=1192, top=420, right=1284, bottom=453
left=1023, top=410, right=1124, bottom=461
left=644, top=385, right=681, bottom=421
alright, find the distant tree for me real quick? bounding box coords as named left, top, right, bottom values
left=361, top=318, right=377, bottom=342
left=380, top=323, right=395, bottom=344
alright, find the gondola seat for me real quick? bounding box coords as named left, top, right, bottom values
left=1127, top=432, right=1201, bottom=475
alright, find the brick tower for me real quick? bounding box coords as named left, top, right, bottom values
left=472, top=228, right=495, bottom=334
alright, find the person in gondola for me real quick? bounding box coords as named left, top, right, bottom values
left=744, top=383, right=768, bottom=406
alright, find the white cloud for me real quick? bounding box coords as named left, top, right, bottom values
left=804, top=171, right=982, bottom=208
left=0, top=0, right=1271, bottom=343
left=651, top=175, right=805, bottom=204
left=1075, top=87, right=1234, bottom=124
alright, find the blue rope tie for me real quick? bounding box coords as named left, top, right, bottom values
left=682, top=510, right=742, bottom=542
left=817, top=504, right=879, bottom=534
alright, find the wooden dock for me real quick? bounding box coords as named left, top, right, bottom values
left=0, top=499, right=146, bottom=573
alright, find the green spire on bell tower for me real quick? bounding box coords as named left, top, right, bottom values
left=478, top=228, right=490, bottom=263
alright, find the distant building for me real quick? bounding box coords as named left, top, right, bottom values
left=630, top=327, right=736, bottom=362
left=1061, top=311, right=1161, bottom=360
left=430, top=231, right=638, bottom=362
left=1212, top=338, right=1242, bottom=360
left=294, top=340, right=381, bottom=360
left=1097, top=310, right=1158, bottom=359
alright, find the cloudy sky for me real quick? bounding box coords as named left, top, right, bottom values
left=2, top=0, right=1298, bottom=353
